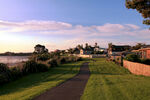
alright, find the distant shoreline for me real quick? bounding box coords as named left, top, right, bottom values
left=0, top=53, right=32, bottom=56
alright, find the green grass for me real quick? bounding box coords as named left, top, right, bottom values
left=81, top=58, right=150, bottom=100
left=0, top=61, right=84, bottom=100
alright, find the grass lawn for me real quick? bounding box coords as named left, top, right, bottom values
left=81, top=58, right=150, bottom=100
left=0, top=61, right=84, bottom=100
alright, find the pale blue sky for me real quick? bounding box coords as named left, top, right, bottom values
left=0, top=0, right=149, bottom=53
left=0, top=0, right=144, bottom=25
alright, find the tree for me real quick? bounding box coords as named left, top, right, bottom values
left=85, top=43, right=89, bottom=49
left=126, top=0, right=150, bottom=25
left=34, top=44, right=48, bottom=54
left=76, top=44, right=83, bottom=50
left=68, top=48, right=74, bottom=54
left=108, top=43, right=113, bottom=48
left=132, top=43, right=146, bottom=50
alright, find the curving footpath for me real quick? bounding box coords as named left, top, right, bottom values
left=33, top=62, right=90, bottom=100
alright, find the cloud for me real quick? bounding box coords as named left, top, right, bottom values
left=0, top=20, right=150, bottom=52
left=0, top=20, right=149, bottom=38
left=0, top=20, right=72, bottom=32
left=96, top=23, right=125, bottom=33
left=125, top=24, right=140, bottom=30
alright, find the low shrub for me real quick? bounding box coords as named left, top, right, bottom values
left=37, top=63, right=49, bottom=72
left=48, top=59, right=58, bottom=67
left=141, top=59, right=150, bottom=65
left=0, top=63, right=12, bottom=84
left=125, top=54, right=141, bottom=62
left=76, top=57, right=82, bottom=61
left=37, top=53, right=50, bottom=61
left=0, top=74, right=8, bottom=85
left=22, top=60, right=38, bottom=74
left=124, top=54, right=150, bottom=65
left=48, top=56, right=82, bottom=67
left=10, top=66, right=22, bottom=79
left=0, top=63, right=10, bottom=74
left=65, top=57, right=73, bottom=62
left=67, top=56, right=78, bottom=62
left=0, top=55, right=82, bottom=85
left=59, top=57, right=66, bottom=64
left=22, top=60, right=49, bottom=74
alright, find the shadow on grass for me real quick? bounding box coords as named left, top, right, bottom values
left=90, top=72, right=130, bottom=75
left=0, top=63, right=81, bottom=96
left=89, top=69, right=131, bottom=75
left=89, top=61, right=131, bottom=76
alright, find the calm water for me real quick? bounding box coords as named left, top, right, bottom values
left=0, top=56, right=29, bottom=67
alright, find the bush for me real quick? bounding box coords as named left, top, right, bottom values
left=37, top=53, right=50, bottom=61
left=48, top=59, right=58, bottom=67
left=0, top=63, right=10, bottom=74
left=22, top=60, right=49, bottom=74
left=0, top=55, right=83, bottom=85
left=65, top=57, right=73, bottom=62
left=48, top=56, right=80, bottom=67
left=67, top=56, right=77, bottom=62
left=0, top=74, right=8, bottom=85
left=0, top=63, right=12, bottom=84
left=76, top=57, right=82, bottom=61
left=37, top=63, right=49, bottom=72
left=141, top=59, right=150, bottom=65
left=125, top=54, right=141, bottom=62
left=22, top=60, right=38, bottom=74
left=10, top=66, right=22, bottom=79
left=59, top=57, right=66, bottom=64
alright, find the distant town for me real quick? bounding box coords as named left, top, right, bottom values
left=1, top=42, right=150, bottom=60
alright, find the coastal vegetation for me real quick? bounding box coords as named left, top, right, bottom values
left=0, top=47, right=84, bottom=100
left=0, top=51, right=82, bottom=85
left=0, top=61, right=84, bottom=100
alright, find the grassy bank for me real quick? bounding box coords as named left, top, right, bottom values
left=0, top=61, right=84, bottom=100
left=81, top=58, right=150, bottom=100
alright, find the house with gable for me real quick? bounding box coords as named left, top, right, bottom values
left=108, top=43, right=131, bottom=56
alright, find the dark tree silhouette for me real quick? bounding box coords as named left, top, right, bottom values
left=132, top=43, right=146, bottom=50
left=126, top=0, right=150, bottom=25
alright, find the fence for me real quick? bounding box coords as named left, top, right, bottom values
left=123, top=60, right=150, bottom=76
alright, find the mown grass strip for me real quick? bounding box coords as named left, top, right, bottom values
left=81, top=58, right=150, bottom=100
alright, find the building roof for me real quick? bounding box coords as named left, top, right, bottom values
left=111, top=45, right=131, bottom=52
left=141, top=45, right=150, bottom=49
left=139, top=48, right=150, bottom=51
left=131, top=50, right=140, bottom=52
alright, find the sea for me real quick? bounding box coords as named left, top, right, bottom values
left=0, top=56, right=29, bottom=67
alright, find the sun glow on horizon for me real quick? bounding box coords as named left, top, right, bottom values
left=0, top=33, right=34, bottom=53
left=0, top=20, right=149, bottom=53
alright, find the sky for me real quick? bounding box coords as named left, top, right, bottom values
left=0, top=0, right=149, bottom=53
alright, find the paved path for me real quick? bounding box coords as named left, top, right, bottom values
left=33, top=62, right=90, bottom=100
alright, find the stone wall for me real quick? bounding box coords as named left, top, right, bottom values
left=123, top=60, right=150, bottom=76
